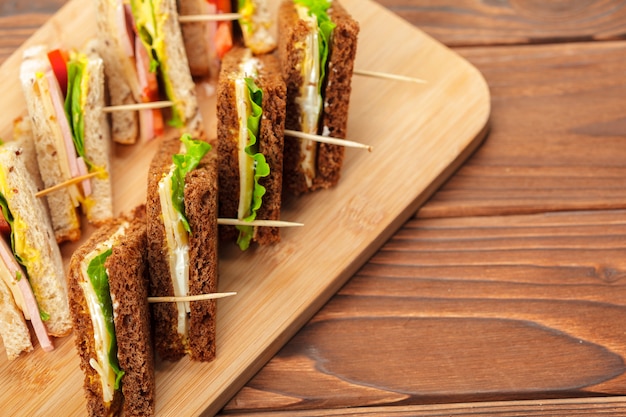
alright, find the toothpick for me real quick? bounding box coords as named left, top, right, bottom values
left=148, top=292, right=237, bottom=303
left=102, top=101, right=174, bottom=113
left=354, top=69, right=427, bottom=85
left=284, top=129, right=372, bottom=152
left=179, top=13, right=242, bottom=23
left=218, top=219, right=304, bottom=227
left=35, top=172, right=99, bottom=198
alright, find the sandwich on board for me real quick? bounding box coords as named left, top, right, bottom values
left=147, top=134, right=219, bottom=361
left=277, top=0, right=359, bottom=194
left=178, top=0, right=277, bottom=78
left=0, top=143, right=72, bottom=360
left=19, top=42, right=113, bottom=243
left=217, top=46, right=286, bottom=250
left=95, top=0, right=204, bottom=143
left=178, top=0, right=233, bottom=77
left=68, top=206, right=154, bottom=417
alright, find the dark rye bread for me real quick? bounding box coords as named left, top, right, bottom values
left=217, top=47, right=286, bottom=245
left=106, top=206, right=154, bottom=416
left=178, top=0, right=211, bottom=77
left=146, top=135, right=219, bottom=361
left=278, top=0, right=359, bottom=195
left=67, top=206, right=153, bottom=417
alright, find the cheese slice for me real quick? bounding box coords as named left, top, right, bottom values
left=79, top=222, right=128, bottom=404
left=234, top=51, right=261, bottom=221
left=157, top=160, right=190, bottom=340
left=294, top=4, right=322, bottom=188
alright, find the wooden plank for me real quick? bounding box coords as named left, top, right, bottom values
left=375, top=0, right=626, bottom=46
left=0, top=0, right=489, bottom=415
left=220, top=396, right=626, bottom=416
left=419, top=40, right=626, bottom=219
left=223, top=210, right=626, bottom=413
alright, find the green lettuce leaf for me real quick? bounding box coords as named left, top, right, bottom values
left=237, top=0, right=253, bottom=33
left=131, top=0, right=184, bottom=127
left=64, top=55, right=92, bottom=169
left=171, top=134, right=212, bottom=234
left=0, top=193, right=25, bottom=273
left=86, top=248, right=125, bottom=390
left=294, top=0, right=336, bottom=96
left=236, top=78, right=270, bottom=251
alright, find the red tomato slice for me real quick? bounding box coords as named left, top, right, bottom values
left=152, top=109, right=164, bottom=138
left=214, top=20, right=233, bottom=59
left=47, top=49, right=69, bottom=97
left=0, top=211, right=10, bottom=237
left=207, top=0, right=231, bottom=12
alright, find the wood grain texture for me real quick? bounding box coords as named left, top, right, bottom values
left=223, top=210, right=626, bottom=413
left=221, top=396, right=626, bottom=416
left=0, top=0, right=489, bottom=415
left=375, top=0, right=626, bottom=46
left=419, top=40, right=626, bottom=219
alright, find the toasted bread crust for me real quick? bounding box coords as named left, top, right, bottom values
left=185, top=160, right=219, bottom=361
left=178, top=0, right=211, bottom=77
left=106, top=206, right=154, bottom=417
left=217, top=47, right=286, bottom=245
left=68, top=218, right=125, bottom=417
left=68, top=207, right=153, bottom=417
left=278, top=0, right=359, bottom=194
left=147, top=135, right=219, bottom=361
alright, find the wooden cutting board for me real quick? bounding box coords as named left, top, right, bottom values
left=0, top=0, right=490, bottom=415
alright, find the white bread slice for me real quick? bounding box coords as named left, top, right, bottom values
left=239, top=0, right=277, bottom=54
left=0, top=145, right=72, bottom=337
left=20, top=46, right=81, bottom=243
left=11, top=116, right=44, bottom=191
left=82, top=41, right=114, bottom=226
left=94, top=0, right=140, bottom=144
left=158, top=0, right=204, bottom=137
left=0, top=272, right=33, bottom=361
left=178, top=0, right=211, bottom=77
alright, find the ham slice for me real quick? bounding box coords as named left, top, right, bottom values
left=46, top=70, right=80, bottom=180
left=76, top=157, right=92, bottom=197
left=116, top=1, right=135, bottom=57
left=0, top=237, right=53, bottom=352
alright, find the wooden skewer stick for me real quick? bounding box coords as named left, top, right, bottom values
left=354, top=69, right=427, bottom=85
left=36, top=178, right=302, bottom=228
left=218, top=219, right=303, bottom=227
left=148, top=292, right=237, bottom=303
left=179, top=13, right=242, bottom=23
left=35, top=172, right=99, bottom=198
left=102, top=101, right=174, bottom=113
left=285, top=129, right=372, bottom=152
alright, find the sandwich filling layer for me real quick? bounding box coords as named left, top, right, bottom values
left=158, top=162, right=190, bottom=338
left=78, top=222, right=127, bottom=404
left=157, top=134, right=211, bottom=343
left=233, top=51, right=270, bottom=250
left=238, top=0, right=277, bottom=54
left=31, top=66, right=83, bottom=207
left=131, top=0, right=184, bottom=127
left=293, top=0, right=335, bottom=188
left=0, top=163, right=53, bottom=351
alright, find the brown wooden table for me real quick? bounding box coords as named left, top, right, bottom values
left=3, top=1, right=626, bottom=416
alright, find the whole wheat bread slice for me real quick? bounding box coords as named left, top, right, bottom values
left=68, top=206, right=154, bottom=417
left=217, top=47, right=286, bottom=246
left=147, top=135, right=219, bottom=361
left=278, top=0, right=359, bottom=194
